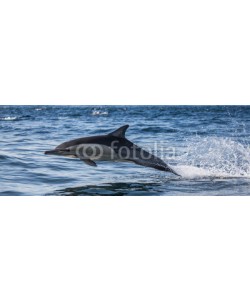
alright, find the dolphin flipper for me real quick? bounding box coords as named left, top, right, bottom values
left=80, top=158, right=97, bottom=167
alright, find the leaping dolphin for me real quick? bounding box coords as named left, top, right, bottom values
left=44, top=125, right=180, bottom=176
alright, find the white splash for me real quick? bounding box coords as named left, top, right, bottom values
left=172, top=137, right=250, bottom=179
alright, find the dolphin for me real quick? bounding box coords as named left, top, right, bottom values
left=44, top=124, right=180, bottom=176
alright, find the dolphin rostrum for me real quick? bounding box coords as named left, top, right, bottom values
left=44, top=124, right=180, bottom=176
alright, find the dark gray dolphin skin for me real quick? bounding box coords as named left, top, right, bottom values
left=44, top=125, right=180, bottom=176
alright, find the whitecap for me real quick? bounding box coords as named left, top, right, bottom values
left=91, top=110, right=108, bottom=116
left=0, top=116, right=17, bottom=121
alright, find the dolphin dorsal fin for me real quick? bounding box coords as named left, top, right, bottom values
left=108, top=125, right=129, bottom=138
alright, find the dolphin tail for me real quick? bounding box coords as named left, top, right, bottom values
left=151, top=163, right=181, bottom=177
left=133, top=158, right=181, bottom=177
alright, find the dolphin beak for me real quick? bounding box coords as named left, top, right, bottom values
left=44, top=150, right=58, bottom=155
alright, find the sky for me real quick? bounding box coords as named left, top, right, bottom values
left=0, top=0, right=250, bottom=104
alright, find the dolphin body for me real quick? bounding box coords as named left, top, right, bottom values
left=44, top=125, right=180, bottom=176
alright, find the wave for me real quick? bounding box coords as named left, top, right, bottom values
left=172, top=136, right=250, bottom=179
left=0, top=115, right=32, bottom=121
left=0, top=154, right=10, bottom=160
left=141, top=126, right=178, bottom=133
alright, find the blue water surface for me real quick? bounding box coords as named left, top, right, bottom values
left=0, top=105, right=249, bottom=196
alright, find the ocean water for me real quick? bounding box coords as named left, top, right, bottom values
left=0, top=105, right=249, bottom=196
